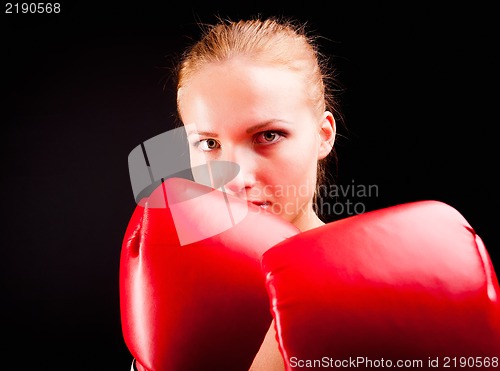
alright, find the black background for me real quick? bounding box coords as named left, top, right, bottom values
left=2, top=2, right=498, bottom=369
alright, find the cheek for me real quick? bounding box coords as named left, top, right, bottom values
left=278, top=133, right=319, bottom=178
left=264, top=147, right=318, bottom=196
left=187, top=148, right=214, bottom=186
left=188, top=147, right=205, bottom=167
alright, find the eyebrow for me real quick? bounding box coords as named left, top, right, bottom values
left=246, top=120, right=289, bottom=134
left=186, top=120, right=289, bottom=137
left=186, top=129, right=218, bottom=137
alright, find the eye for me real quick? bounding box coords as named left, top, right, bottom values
left=255, top=131, right=284, bottom=145
left=197, top=138, right=221, bottom=151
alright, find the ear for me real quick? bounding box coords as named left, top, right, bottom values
left=317, top=111, right=336, bottom=160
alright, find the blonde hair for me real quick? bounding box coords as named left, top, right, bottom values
left=175, top=16, right=344, bottom=220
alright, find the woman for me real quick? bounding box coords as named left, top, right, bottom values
left=177, top=16, right=341, bottom=232
left=128, top=15, right=500, bottom=371
left=174, top=16, right=342, bottom=371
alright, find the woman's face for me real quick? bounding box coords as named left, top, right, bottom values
left=178, top=57, right=335, bottom=231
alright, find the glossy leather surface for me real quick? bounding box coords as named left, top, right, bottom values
left=262, top=200, right=500, bottom=369
left=120, top=178, right=299, bottom=370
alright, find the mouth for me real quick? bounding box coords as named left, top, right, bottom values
left=250, top=201, right=271, bottom=209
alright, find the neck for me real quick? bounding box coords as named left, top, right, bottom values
left=291, top=207, right=325, bottom=232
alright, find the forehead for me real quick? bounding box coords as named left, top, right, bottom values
left=178, top=57, right=310, bottom=127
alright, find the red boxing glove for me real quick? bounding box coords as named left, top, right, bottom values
left=262, top=200, right=500, bottom=369
left=120, top=177, right=299, bottom=371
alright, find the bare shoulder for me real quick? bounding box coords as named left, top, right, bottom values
left=249, top=320, right=285, bottom=371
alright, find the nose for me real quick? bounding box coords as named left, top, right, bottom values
left=219, top=147, right=257, bottom=196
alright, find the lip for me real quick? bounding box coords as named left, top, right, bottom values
left=250, top=200, right=271, bottom=209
